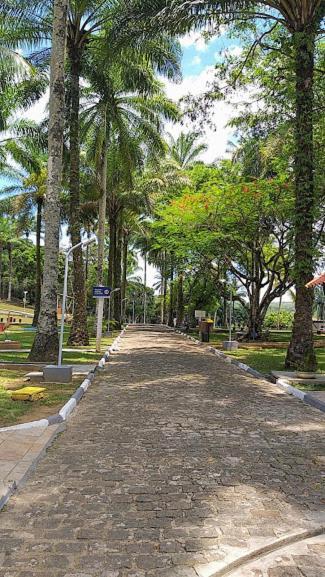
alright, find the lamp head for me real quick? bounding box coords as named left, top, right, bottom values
left=82, top=237, right=96, bottom=247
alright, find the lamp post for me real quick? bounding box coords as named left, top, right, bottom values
left=107, top=287, right=120, bottom=335
left=132, top=299, right=135, bottom=324
left=58, top=237, right=96, bottom=366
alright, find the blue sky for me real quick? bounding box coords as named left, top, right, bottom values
left=162, top=30, right=243, bottom=164
left=180, top=32, right=240, bottom=76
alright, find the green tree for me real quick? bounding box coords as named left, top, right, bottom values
left=124, top=0, right=324, bottom=368
left=168, top=131, right=207, bottom=168
left=1, top=135, right=47, bottom=324
left=82, top=45, right=179, bottom=325
left=153, top=165, right=295, bottom=338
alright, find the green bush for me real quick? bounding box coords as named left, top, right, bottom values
left=264, top=310, right=294, bottom=329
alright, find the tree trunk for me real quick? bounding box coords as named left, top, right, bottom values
left=161, top=252, right=166, bottom=324
left=121, top=230, right=128, bottom=304
left=32, top=198, right=43, bottom=326
left=286, top=28, right=317, bottom=371
left=85, top=231, right=90, bottom=282
left=7, top=242, right=12, bottom=302
left=0, top=243, right=3, bottom=300
left=95, top=118, right=108, bottom=333
left=67, top=48, right=89, bottom=346
left=107, top=202, right=116, bottom=319
left=176, top=271, right=184, bottom=326
left=223, top=295, right=227, bottom=327
left=247, top=308, right=264, bottom=340
left=96, top=118, right=108, bottom=285
left=168, top=262, right=174, bottom=327
left=277, top=295, right=282, bottom=330
left=114, top=217, right=122, bottom=325
left=29, top=0, right=68, bottom=362
left=143, top=251, right=147, bottom=323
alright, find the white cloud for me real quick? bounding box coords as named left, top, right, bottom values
left=18, top=89, right=49, bottom=122
left=163, top=66, right=237, bottom=163
left=179, top=31, right=209, bottom=52
left=228, top=45, right=243, bottom=57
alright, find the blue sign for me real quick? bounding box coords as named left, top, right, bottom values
left=93, top=286, right=111, bottom=298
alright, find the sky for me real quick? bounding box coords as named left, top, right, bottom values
left=163, top=31, right=242, bottom=163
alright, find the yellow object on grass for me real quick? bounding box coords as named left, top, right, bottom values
left=11, top=386, right=46, bottom=401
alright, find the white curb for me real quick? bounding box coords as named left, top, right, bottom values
left=0, top=328, right=125, bottom=433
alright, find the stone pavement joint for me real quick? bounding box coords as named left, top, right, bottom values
left=0, top=325, right=324, bottom=577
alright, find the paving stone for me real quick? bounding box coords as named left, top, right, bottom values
left=0, top=326, right=324, bottom=575
left=268, top=568, right=303, bottom=577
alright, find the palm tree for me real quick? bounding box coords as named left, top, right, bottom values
left=29, top=0, right=68, bottom=362
left=82, top=47, right=180, bottom=325
left=1, top=136, right=47, bottom=324
left=168, top=131, right=207, bottom=168
left=61, top=0, right=181, bottom=344
left=123, top=0, right=324, bottom=369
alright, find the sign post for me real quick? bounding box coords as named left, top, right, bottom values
left=96, top=298, right=105, bottom=353
left=93, top=286, right=111, bottom=353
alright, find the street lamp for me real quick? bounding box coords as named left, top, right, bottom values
left=58, top=237, right=96, bottom=366
left=107, top=287, right=120, bottom=335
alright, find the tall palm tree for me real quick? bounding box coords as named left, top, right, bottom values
left=168, top=131, right=207, bottom=168
left=82, top=48, right=179, bottom=325
left=62, top=1, right=182, bottom=344
left=123, top=0, right=324, bottom=370
left=29, top=0, right=68, bottom=362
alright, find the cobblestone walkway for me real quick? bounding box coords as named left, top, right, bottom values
left=0, top=326, right=324, bottom=577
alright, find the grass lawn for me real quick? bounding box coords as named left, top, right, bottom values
left=0, top=370, right=81, bottom=427
left=0, top=327, right=118, bottom=364
left=225, top=348, right=325, bottom=375
left=0, top=299, right=34, bottom=315
left=293, top=381, right=325, bottom=392
left=185, top=328, right=325, bottom=376
left=188, top=327, right=325, bottom=345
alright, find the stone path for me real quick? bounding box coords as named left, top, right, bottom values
left=0, top=326, right=324, bottom=577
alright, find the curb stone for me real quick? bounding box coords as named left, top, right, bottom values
left=174, top=329, right=325, bottom=414
left=0, top=328, right=126, bottom=433
left=277, top=378, right=325, bottom=413
left=0, top=329, right=126, bottom=510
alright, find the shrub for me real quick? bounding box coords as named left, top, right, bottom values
left=264, top=310, right=294, bottom=329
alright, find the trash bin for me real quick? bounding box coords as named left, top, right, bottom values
left=199, top=320, right=211, bottom=342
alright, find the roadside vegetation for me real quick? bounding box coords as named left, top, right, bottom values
left=0, top=373, right=80, bottom=427
left=0, top=0, right=323, bottom=388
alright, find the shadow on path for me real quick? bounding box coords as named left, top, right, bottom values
left=0, top=326, right=324, bottom=577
